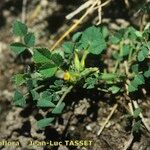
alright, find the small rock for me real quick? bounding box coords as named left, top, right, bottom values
left=74, top=99, right=90, bottom=116
left=86, top=122, right=97, bottom=132
left=41, top=0, right=48, bottom=7
left=86, top=125, right=92, bottom=131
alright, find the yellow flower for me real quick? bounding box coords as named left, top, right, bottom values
left=64, top=72, right=71, bottom=81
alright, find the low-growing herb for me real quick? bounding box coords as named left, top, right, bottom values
left=10, top=20, right=150, bottom=129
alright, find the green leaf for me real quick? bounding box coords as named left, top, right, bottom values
left=72, top=32, right=82, bottom=42
left=144, top=68, right=150, bottom=78
left=26, top=78, right=34, bottom=90
left=13, top=90, right=26, bottom=107
left=10, top=42, right=27, bottom=55
left=80, top=26, right=106, bottom=55
left=131, top=64, right=139, bottom=74
left=80, top=68, right=98, bottom=77
left=84, top=77, right=97, bottom=89
left=37, top=117, right=54, bottom=129
left=39, top=63, right=57, bottom=78
left=121, top=44, right=130, bottom=56
left=51, top=53, right=63, bottom=66
left=137, top=46, right=149, bottom=62
left=109, top=86, right=120, bottom=94
left=52, top=102, right=65, bottom=114
left=109, top=29, right=125, bottom=44
left=12, top=20, right=27, bottom=36
left=89, top=40, right=106, bottom=55
left=127, top=27, right=142, bottom=39
left=110, top=35, right=120, bottom=44
left=31, top=90, right=40, bottom=101
left=133, top=108, right=142, bottom=118
left=54, top=80, right=64, bottom=87
left=62, top=42, right=74, bottom=54
left=101, top=73, right=117, bottom=81
left=143, top=28, right=150, bottom=39
left=37, top=99, right=55, bottom=107
left=128, top=81, right=138, bottom=92
left=24, top=32, right=35, bottom=47
left=132, top=120, right=141, bottom=133
left=37, top=91, right=54, bottom=107
left=133, top=74, right=145, bottom=85
left=112, top=52, right=122, bottom=61
left=128, top=74, right=145, bottom=92
left=13, top=74, right=25, bottom=86
left=33, top=48, right=51, bottom=63
left=101, top=26, right=109, bottom=38
left=134, top=30, right=142, bottom=38
left=52, top=94, right=60, bottom=102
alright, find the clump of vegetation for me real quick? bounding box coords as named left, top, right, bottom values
left=10, top=20, right=150, bottom=132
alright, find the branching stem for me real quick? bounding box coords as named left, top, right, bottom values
left=56, top=85, right=73, bottom=107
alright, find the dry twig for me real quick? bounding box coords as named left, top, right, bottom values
left=128, top=101, right=134, bottom=115
left=22, top=0, right=27, bottom=23
left=124, top=0, right=130, bottom=8
left=132, top=100, right=150, bottom=132
left=27, top=0, right=48, bottom=23
left=66, top=0, right=93, bottom=20
left=97, top=103, right=118, bottom=136
left=96, top=0, right=102, bottom=25
left=50, top=1, right=98, bottom=51
left=51, top=0, right=112, bottom=51
left=123, top=134, right=134, bottom=150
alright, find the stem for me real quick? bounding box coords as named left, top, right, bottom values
left=24, top=84, right=44, bottom=97
left=113, top=41, right=123, bottom=73
left=98, top=88, right=108, bottom=92
left=97, top=104, right=118, bottom=136
left=81, top=50, right=89, bottom=68
left=55, top=89, right=66, bottom=94
left=128, top=41, right=133, bottom=62
left=22, top=0, right=27, bottom=23
left=56, top=85, right=73, bottom=107
left=113, top=61, right=119, bottom=73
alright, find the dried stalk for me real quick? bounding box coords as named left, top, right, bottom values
left=50, top=1, right=98, bottom=51
left=66, top=0, right=93, bottom=20
left=51, top=0, right=112, bottom=51
left=97, top=103, right=118, bottom=136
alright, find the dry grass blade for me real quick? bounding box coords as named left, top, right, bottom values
left=132, top=100, right=150, bottom=132
left=123, top=134, right=134, bottom=150
left=96, top=0, right=102, bottom=25
left=22, top=0, right=27, bottom=23
left=50, top=0, right=112, bottom=51
left=97, top=103, right=118, bottom=136
left=27, top=0, right=48, bottom=23
left=66, top=0, right=93, bottom=20
left=50, top=1, right=98, bottom=51
left=124, top=0, right=130, bottom=8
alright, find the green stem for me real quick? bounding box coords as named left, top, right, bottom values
left=113, top=61, right=119, bottom=73
left=24, top=84, right=44, bottom=97
left=98, top=88, right=108, bottom=92
left=56, top=85, right=73, bottom=107
left=55, top=89, right=66, bottom=94
left=113, top=41, right=123, bottom=73
left=128, top=42, right=133, bottom=62
left=81, top=50, right=89, bottom=68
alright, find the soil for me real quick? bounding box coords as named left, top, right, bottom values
left=0, top=0, right=150, bottom=150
